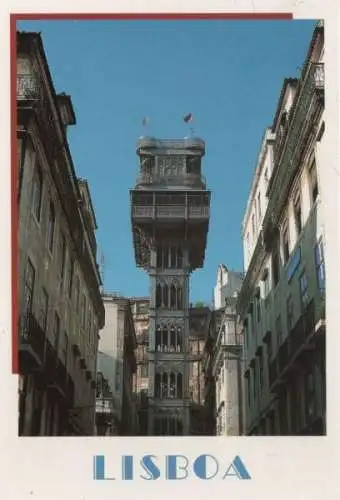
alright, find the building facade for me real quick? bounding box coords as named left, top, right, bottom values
left=97, top=294, right=137, bottom=435
left=17, top=32, right=104, bottom=436
left=237, top=22, right=326, bottom=435
left=130, top=137, right=210, bottom=435
left=129, top=297, right=150, bottom=435
left=211, top=265, right=244, bottom=436
left=188, top=306, right=211, bottom=435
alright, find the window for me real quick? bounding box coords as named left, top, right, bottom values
left=264, top=168, right=268, bottom=186
left=24, top=259, right=35, bottom=315
left=59, top=234, right=66, bottom=279
left=251, top=213, right=255, bottom=239
left=293, top=192, right=302, bottom=236
left=286, top=295, right=294, bottom=331
left=68, top=258, right=74, bottom=298
left=300, top=271, right=309, bottom=309
left=61, top=331, right=68, bottom=366
left=315, top=239, right=325, bottom=292
left=257, top=192, right=261, bottom=220
left=309, top=160, right=318, bottom=205
left=32, top=165, right=43, bottom=221
left=141, top=363, right=148, bottom=378
left=46, top=201, right=55, bottom=252
left=52, top=312, right=60, bottom=349
left=256, top=296, right=261, bottom=322
left=276, top=315, right=282, bottom=346
left=253, top=361, right=257, bottom=400
left=75, top=275, right=80, bottom=310
left=88, top=308, right=92, bottom=343
left=281, top=222, right=290, bottom=265
left=40, top=289, right=48, bottom=331
left=272, top=251, right=280, bottom=288
left=81, top=295, right=86, bottom=329
left=258, top=351, right=263, bottom=392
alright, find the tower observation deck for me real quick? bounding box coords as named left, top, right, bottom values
left=130, top=136, right=211, bottom=435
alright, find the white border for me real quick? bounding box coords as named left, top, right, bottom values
left=0, top=1, right=339, bottom=498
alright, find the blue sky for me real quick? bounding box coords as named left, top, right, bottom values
left=18, top=19, right=315, bottom=304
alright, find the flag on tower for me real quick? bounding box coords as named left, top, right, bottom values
left=183, top=113, right=193, bottom=123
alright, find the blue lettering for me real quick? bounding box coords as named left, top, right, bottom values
left=223, top=456, right=251, bottom=480
left=193, top=454, right=219, bottom=480
left=122, top=455, right=133, bottom=480
left=93, top=455, right=115, bottom=481
left=166, top=455, right=189, bottom=480
left=140, top=455, right=160, bottom=480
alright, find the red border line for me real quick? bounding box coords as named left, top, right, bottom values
left=11, top=10, right=293, bottom=374
left=13, top=13, right=293, bottom=21
left=11, top=14, right=18, bottom=374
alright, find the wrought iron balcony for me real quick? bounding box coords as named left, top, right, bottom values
left=19, top=312, right=46, bottom=372
left=96, top=397, right=114, bottom=415
left=17, top=74, right=40, bottom=101
left=132, top=205, right=209, bottom=220
left=136, top=173, right=206, bottom=188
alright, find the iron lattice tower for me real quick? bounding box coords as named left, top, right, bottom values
left=130, top=137, right=210, bottom=435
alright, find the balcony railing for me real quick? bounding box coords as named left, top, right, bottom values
left=132, top=205, right=209, bottom=220
left=19, top=313, right=46, bottom=371
left=136, top=173, right=206, bottom=187
left=17, top=74, right=40, bottom=100
left=96, top=398, right=114, bottom=414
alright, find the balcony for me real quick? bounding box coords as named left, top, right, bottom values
left=96, top=397, right=114, bottom=415
left=269, top=299, right=324, bottom=392
left=17, top=74, right=40, bottom=101
left=132, top=205, right=209, bottom=221
left=19, top=313, right=46, bottom=373
left=136, top=173, right=206, bottom=188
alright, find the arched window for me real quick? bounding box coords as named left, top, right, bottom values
left=156, top=326, right=161, bottom=350
left=170, top=325, right=176, bottom=351
left=162, top=325, right=168, bottom=351
left=169, top=372, right=176, bottom=398
left=177, top=247, right=183, bottom=268
left=163, top=284, right=169, bottom=308
left=162, top=373, right=168, bottom=399
left=177, top=373, right=183, bottom=399
left=155, top=373, right=161, bottom=398
left=156, top=246, right=162, bottom=268
left=170, top=246, right=177, bottom=268
left=177, top=327, right=182, bottom=352
left=156, top=284, right=162, bottom=308
left=170, top=284, right=176, bottom=308
left=32, top=164, right=43, bottom=221
left=177, top=286, right=183, bottom=309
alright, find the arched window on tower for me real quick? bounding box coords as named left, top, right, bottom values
left=170, top=245, right=177, bottom=268
left=162, top=373, right=168, bottom=399
left=170, top=325, right=176, bottom=351
left=156, top=284, right=162, bottom=308
left=170, top=284, right=176, bottom=309
left=177, top=327, right=182, bottom=352
left=162, top=325, right=168, bottom=351
left=177, top=247, right=183, bottom=268
left=169, top=372, right=176, bottom=398
left=177, top=286, right=183, bottom=310
left=177, top=373, right=183, bottom=399
left=156, top=326, right=162, bottom=351
left=155, top=373, right=161, bottom=398
left=163, top=284, right=169, bottom=309
left=156, top=245, right=162, bottom=268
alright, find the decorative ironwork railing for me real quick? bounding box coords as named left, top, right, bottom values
left=132, top=205, right=209, bottom=219
left=136, top=173, right=206, bottom=187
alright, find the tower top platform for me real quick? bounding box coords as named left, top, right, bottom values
left=137, top=137, right=205, bottom=155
